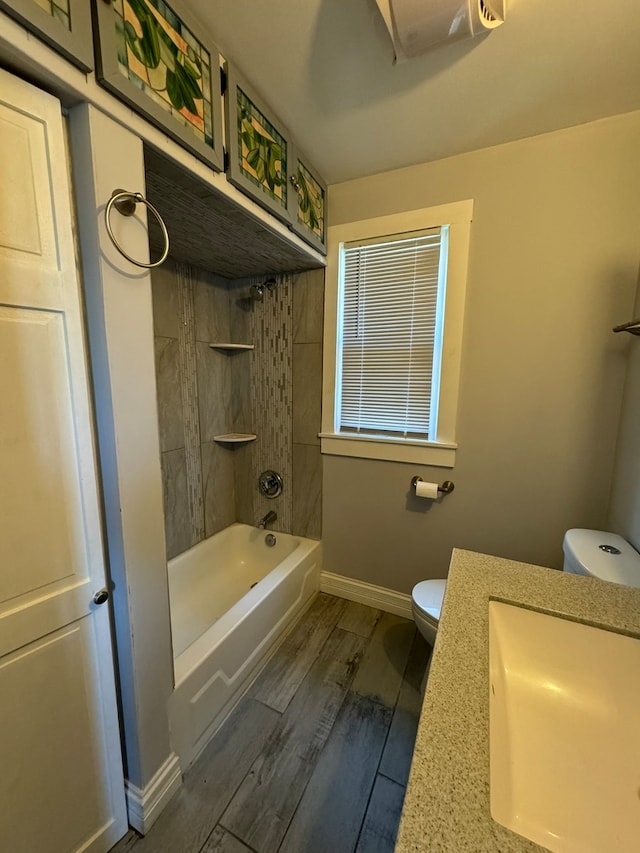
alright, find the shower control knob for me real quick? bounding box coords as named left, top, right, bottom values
left=93, top=588, right=110, bottom=606
left=258, top=470, right=283, bottom=498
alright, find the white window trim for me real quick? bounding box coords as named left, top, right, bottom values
left=321, top=199, right=473, bottom=468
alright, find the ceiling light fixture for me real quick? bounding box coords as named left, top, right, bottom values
left=375, top=0, right=506, bottom=62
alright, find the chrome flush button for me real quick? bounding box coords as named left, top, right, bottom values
left=599, top=544, right=621, bottom=555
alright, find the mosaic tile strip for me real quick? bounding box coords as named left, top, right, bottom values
left=176, top=263, right=205, bottom=544
left=113, top=0, right=213, bottom=145
left=237, top=88, right=287, bottom=209
left=248, top=273, right=293, bottom=532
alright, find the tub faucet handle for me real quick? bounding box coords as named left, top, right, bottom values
left=258, top=470, right=283, bottom=498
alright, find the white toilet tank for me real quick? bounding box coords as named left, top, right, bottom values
left=562, top=529, right=640, bottom=588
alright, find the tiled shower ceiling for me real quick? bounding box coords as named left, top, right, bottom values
left=144, top=146, right=324, bottom=279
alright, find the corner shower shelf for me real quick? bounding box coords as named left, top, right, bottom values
left=209, top=343, right=254, bottom=352
left=213, top=433, right=257, bottom=444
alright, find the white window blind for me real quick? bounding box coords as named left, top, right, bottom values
left=337, top=227, right=447, bottom=440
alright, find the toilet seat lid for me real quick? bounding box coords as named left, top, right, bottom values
left=412, top=579, right=446, bottom=621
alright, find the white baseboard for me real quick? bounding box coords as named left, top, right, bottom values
left=125, top=752, right=182, bottom=835
left=320, top=571, right=413, bottom=619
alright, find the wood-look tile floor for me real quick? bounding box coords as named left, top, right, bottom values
left=112, top=594, right=430, bottom=853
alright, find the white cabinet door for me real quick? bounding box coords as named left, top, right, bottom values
left=0, top=67, right=128, bottom=852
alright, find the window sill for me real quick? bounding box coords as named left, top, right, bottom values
left=319, top=433, right=456, bottom=467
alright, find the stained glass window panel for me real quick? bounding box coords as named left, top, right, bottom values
left=237, top=87, right=287, bottom=209
left=297, top=162, right=325, bottom=241
left=113, top=0, right=213, bottom=146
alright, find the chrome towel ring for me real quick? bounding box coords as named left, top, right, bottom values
left=105, top=189, right=169, bottom=269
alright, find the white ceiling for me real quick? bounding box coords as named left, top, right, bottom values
left=192, top=0, right=640, bottom=185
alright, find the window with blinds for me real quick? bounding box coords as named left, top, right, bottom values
left=337, top=227, right=448, bottom=441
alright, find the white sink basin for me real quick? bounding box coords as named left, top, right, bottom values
left=489, top=600, right=640, bottom=853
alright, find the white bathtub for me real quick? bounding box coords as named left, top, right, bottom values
left=168, top=523, right=321, bottom=769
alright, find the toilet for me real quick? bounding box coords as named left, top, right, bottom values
left=562, top=528, right=640, bottom=587
left=411, top=528, right=640, bottom=647
left=411, top=578, right=446, bottom=646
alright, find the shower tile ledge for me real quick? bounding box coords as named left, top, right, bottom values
left=213, top=434, right=257, bottom=443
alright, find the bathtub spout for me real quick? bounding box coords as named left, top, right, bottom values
left=258, top=511, right=277, bottom=529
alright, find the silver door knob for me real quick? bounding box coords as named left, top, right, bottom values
left=93, top=588, right=110, bottom=605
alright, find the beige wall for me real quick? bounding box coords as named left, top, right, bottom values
left=324, top=111, right=640, bottom=592
left=608, top=277, right=640, bottom=551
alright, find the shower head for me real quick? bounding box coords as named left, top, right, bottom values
left=249, top=278, right=276, bottom=301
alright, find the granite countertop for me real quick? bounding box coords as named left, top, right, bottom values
left=395, top=548, right=640, bottom=852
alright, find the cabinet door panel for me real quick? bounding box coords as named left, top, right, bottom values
left=0, top=65, right=127, bottom=853
left=224, top=61, right=293, bottom=225
left=289, top=146, right=327, bottom=254
left=94, top=0, right=224, bottom=171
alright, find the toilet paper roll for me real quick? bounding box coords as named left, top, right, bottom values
left=415, top=480, right=439, bottom=500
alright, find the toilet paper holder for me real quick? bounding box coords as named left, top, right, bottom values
left=411, top=476, right=455, bottom=495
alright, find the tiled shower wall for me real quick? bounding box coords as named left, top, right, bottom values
left=291, top=269, right=324, bottom=538
left=152, top=260, right=235, bottom=558
left=230, top=269, right=324, bottom=538
left=151, top=261, right=323, bottom=559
